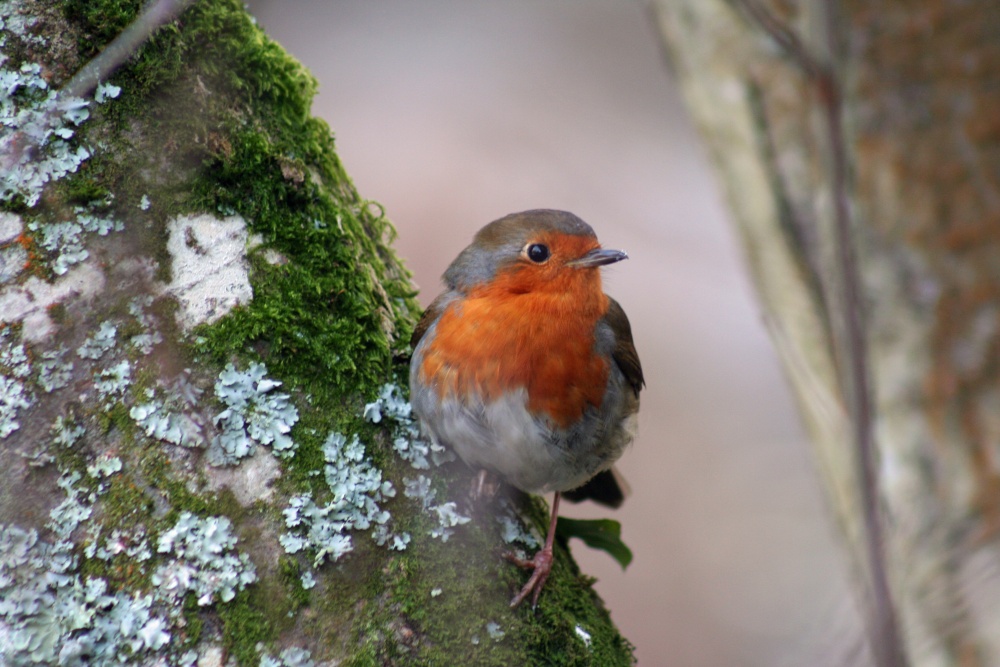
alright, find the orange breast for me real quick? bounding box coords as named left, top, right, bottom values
left=419, top=270, right=610, bottom=428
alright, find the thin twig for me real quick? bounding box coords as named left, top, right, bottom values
left=61, top=0, right=195, bottom=100
left=1, top=0, right=195, bottom=171
left=731, top=2, right=907, bottom=666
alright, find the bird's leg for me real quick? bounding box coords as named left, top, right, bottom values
left=504, top=492, right=560, bottom=608
left=471, top=468, right=500, bottom=501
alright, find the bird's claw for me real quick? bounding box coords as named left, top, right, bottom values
left=504, top=545, right=553, bottom=608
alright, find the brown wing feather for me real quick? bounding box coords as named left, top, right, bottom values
left=410, top=293, right=454, bottom=349
left=604, top=297, right=644, bottom=395
left=564, top=297, right=642, bottom=508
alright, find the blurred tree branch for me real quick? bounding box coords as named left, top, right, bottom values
left=652, top=1, right=1000, bottom=665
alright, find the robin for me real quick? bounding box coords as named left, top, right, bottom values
left=409, top=209, right=643, bottom=608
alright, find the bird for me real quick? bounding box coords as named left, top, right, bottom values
left=409, top=209, right=643, bottom=608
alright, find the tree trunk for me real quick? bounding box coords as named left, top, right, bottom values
left=652, top=1, right=1000, bottom=665
left=0, top=1, right=634, bottom=665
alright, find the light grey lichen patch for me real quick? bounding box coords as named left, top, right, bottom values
left=0, top=244, right=26, bottom=283
left=428, top=502, right=470, bottom=543
left=1, top=411, right=261, bottom=664
left=0, top=525, right=172, bottom=665
left=279, top=431, right=403, bottom=567
left=152, top=512, right=257, bottom=606
left=0, top=329, right=29, bottom=377
left=130, top=396, right=196, bottom=447
left=0, top=262, right=105, bottom=341
left=0, top=373, right=30, bottom=438
left=0, top=5, right=48, bottom=49
left=0, top=211, right=28, bottom=285
left=51, top=413, right=85, bottom=448
left=0, top=451, right=173, bottom=665
left=36, top=345, right=73, bottom=392
left=94, top=359, right=131, bottom=403
left=77, top=320, right=117, bottom=359
left=496, top=499, right=540, bottom=549
left=367, top=384, right=477, bottom=542
left=1, top=6, right=124, bottom=210
left=260, top=647, right=315, bottom=667
left=93, top=81, right=120, bottom=104
left=0, top=211, right=22, bottom=243
left=0, top=57, right=91, bottom=207
left=26, top=208, right=123, bottom=276
left=127, top=295, right=163, bottom=355
left=0, top=213, right=25, bottom=284
left=28, top=219, right=84, bottom=275
left=485, top=621, right=505, bottom=641
left=21, top=413, right=84, bottom=466
left=364, top=383, right=453, bottom=469
left=83, top=526, right=152, bottom=563
left=208, top=362, right=299, bottom=465
left=0, top=328, right=31, bottom=438
left=165, top=214, right=253, bottom=331
left=130, top=374, right=206, bottom=448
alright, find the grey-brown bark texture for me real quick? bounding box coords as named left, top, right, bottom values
left=0, top=1, right=635, bottom=665
left=652, top=1, right=1000, bottom=665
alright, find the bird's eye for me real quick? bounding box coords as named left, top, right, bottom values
left=526, top=243, right=550, bottom=263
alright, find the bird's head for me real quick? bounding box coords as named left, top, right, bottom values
left=443, top=209, right=628, bottom=297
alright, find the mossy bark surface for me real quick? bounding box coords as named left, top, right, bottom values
left=0, top=1, right=635, bottom=665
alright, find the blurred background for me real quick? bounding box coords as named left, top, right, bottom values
left=245, top=2, right=863, bottom=665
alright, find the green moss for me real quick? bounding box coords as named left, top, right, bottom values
left=62, top=0, right=140, bottom=57
left=46, top=302, right=69, bottom=325
left=64, top=174, right=111, bottom=206
left=218, top=588, right=275, bottom=666
left=180, top=594, right=205, bottom=647
left=278, top=557, right=310, bottom=610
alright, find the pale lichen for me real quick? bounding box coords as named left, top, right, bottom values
left=0, top=263, right=106, bottom=341
left=127, top=295, right=163, bottom=355
left=0, top=55, right=90, bottom=207
left=26, top=205, right=122, bottom=277
left=363, top=383, right=453, bottom=469
left=36, top=345, right=73, bottom=393
left=209, top=362, right=299, bottom=464
left=152, top=512, right=258, bottom=607
left=130, top=397, right=195, bottom=447
left=0, top=329, right=30, bottom=438
left=164, top=214, right=253, bottom=331
left=76, top=321, right=117, bottom=360
left=0, top=525, right=172, bottom=665
left=259, top=647, right=314, bottom=667
left=0, top=456, right=172, bottom=665
left=279, top=431, right=401, bottom=567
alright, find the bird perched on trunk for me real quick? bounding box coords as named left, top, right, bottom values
left=409, top=209, right=643, bottom=607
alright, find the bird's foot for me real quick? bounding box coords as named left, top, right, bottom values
left=503, top=544, right=554, bottom=608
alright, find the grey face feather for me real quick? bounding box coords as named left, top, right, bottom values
left=443, top=209, right=597, bottom=292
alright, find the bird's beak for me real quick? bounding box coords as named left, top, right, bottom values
left=569, top=247, right=629, bottom=268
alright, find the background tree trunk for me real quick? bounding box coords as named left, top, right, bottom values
left=0, top=1, right=634, bottom=665
left=652, top=1, right=1000, bottom=665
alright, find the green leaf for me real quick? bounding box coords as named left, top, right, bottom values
left=556, top=517, right=633, bottom=570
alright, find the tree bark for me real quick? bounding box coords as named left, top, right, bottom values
left=652, top=1, right=1000, bottom=665
left=0, top=1, right=634, bottom=665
